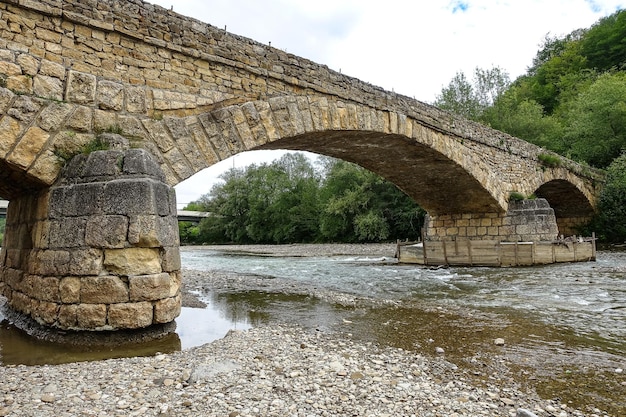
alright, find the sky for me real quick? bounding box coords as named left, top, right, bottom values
left=148, top=0, right=626, bottom=207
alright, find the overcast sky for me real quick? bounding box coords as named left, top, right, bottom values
left=148, top=0, right=625, bottom=206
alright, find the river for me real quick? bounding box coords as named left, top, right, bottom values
left=1, top=244, right=625, bottom=415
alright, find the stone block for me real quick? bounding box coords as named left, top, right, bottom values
left=104, top=248, right=161, bottom=275
left=69, top=248, right=103, bottom=276
left=108, top=302, right=153, bottom=329
left=154, top=294, right=181, bottom=324
left=32, top=300, right=58, bottom=325
left=102, top=179, right=158, bottom=215
left=59, top=276, right=81, bottom=303
left=7, top=126, right=49, bottom=169
left=11, top=291, right=33, bottom=315
left=6, top=74, right=33, bottom=94
left=122, top=148, right=165, bottom=180
left=129, top=272, right=170, bottom=301
left=126, top=85, right=146, bottom=113
left=37, top=101, right=74, bottom=131
left=30, top=276, right=60, bottom=302
left=81, top=276, right=129, bottom=304
left=61, top=183, right=105, bottom=217
left=30, top=249, right=71, bottom=276
left=58, top=304, right=78, bottom=328
left=76, top=303, right=107, bottom=329
left=65, top=70, right=97, bottom=104
left=82, top=149, right=124, bottom=177
left=39, top=59, right=66, bottom=79
left=33, top=75, right=63, bottom=101
left=48, top=217, right=86, bottom=248
left=85, top=215, right=129, bottom=248
left=168, top=271, right=182, bottom=297
left=97, top=80, right=124, bottom=111
left=127, top=215, right=160, bottom=247
left=66, top=105, right=93, bottom=132
left=161, top=247, right=181, bottom=272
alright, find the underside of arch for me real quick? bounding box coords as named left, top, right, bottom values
left=0, top=160, right=48, bottom=200
left=534, top=179, right=595, bottom=219
left=258, top=130, right=503, bottom=215
left=535, top=179, right=596, bottom=235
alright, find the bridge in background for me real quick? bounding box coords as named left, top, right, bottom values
left=0, top=200, right=208, bottom=223
left=0, top=0, right=604, bottom=332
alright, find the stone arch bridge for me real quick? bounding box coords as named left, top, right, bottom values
left=0, top=0, right=603, bottom=332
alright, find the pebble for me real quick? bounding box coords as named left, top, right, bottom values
left=494, top=338, right=506, bottom=346
left=0, top=324, right=590, bottom=417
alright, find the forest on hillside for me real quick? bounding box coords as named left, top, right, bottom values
left=181, top=10, right=626, bottom=245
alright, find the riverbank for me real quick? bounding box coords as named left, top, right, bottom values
left=0, top=244, right=622, bottom=416
left=0, top=323, right=590, bottom=417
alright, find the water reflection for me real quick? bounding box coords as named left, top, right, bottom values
left=0, top=298, right=246, bottom=366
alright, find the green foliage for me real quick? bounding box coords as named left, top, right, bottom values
left=54, top=136, right=111, bottom=163
left=435, top=10, right=626, bottom=241
left=593, top=153, right=626, bottom=242
left=178, top=221, right=201, bottom=245
left=537, top=153, right=562, bottom=168
left=562, top=72, right=626, bottom=168
left=181, top=153, right=425, bottom=244
left=508, top=192, right=525, bottom=202
left=580, top=10, right=626, bottom=72
left=434, top=66, right=510, bottom=122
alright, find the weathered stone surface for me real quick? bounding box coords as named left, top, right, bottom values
left=97, top=80, right=124, bottom=111
left=57, top=304, right=78, bottom=328
left=162, top=247, right=181, bottom=273
left=59, top=276, right=81, bottom=303
left=32, top=300, right=58, bottom=325
left=154, top=294, right=181, bottom=324
left=127, top=215, right=161, bottom=247
left=29, top=276, right=60, bottom=303
left=104, top=248, right=161, bottom=275
left=81, top=276, right=129, bottom=304
left=65, top=70, right=97, bottom=104
left=33, top=75, right=64, bottom=101
left=7, top=126, right=49, bottom=169
left=129, top=273, right=170, bottom=301
left=76, top=303, right=107, bottom=328
left=108, top=302, right=153, bottom=329
left=102, top=179, right=158, bottom=215
left=85, top=215, right=128, bottom=248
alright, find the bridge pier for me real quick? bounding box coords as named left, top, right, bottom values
left=424, top=199, right=559, bottom=242
left=0, top=148, right=182, bottom=331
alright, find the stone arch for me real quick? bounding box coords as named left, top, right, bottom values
left=534, top=179, right=597, bottom=235
left=182, top=96, right=507, bottom=216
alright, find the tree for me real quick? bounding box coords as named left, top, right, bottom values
left=318, top=158, right=424, bottom=242
left=483, top=85, right=564, bottom=151
left=434, top=66, right=510, bottom=122
left=562, top=72, right=626, bottom=168
left=181, top=153, right=425, bottom=244
left=580, top=10, right=626, bottom=72
left=593, top=153, right=626, bottom=242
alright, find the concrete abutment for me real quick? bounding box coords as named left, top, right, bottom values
left=0, top=147, right=182, bottom=331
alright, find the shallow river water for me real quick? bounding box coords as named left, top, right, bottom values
left=1, top=245, right=625, bottom=414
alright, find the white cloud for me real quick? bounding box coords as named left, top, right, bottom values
left=147, top=0, right=625, bottom=204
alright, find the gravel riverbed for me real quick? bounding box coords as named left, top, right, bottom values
left=0, top=244, right=616, bottom=416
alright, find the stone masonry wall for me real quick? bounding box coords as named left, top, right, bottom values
left=425, top=198, right=559, bottom=242
left=0, top=0, right=601, bottom=204
left=0, top=147, right=181, bottom=330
